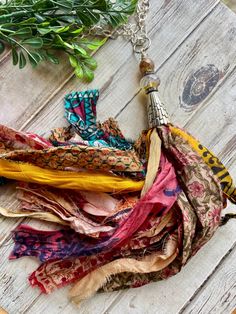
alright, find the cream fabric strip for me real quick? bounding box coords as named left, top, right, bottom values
left=69, top=234, right=178, bottom=305
left=0, top=207, right=68, bottom=225
left=141, top=129, right=161, bottom=197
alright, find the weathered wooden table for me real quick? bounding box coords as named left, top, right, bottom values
left=0, top=1, right=236, bottom=313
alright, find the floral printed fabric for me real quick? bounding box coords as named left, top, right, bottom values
left=10, top=153, right=180, bottom=262
left=1, top=89, right=235, bottom=303
left=98, top=124, right=225, bottom=292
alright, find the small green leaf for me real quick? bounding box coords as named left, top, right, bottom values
left=55, top=35, right=73, bottom=49
left=46, top=52, right=59, bottom=64
left=57, top=0, right=73, bottom=10
left=73, top=44, right=87, bottom=56
left=38, top=28, right=51, bottom=35
left=42, top=38, right=53, bottom=46
left=14, top=27, right=32, bottom=37
left=83, top=65, right=94, bottom=82
left=34, top=14, right=46, bottom=23
left=54, top=26, right=70, bottom=33
left=84, top=57, right=97, bottom=70
left=12, top=48, right=18, bottom=65
left=64, top=42, right=74, bottom=50
left=18, top=17, right=37, bottom=25
left=22, top=37, right=43, bottom=49
left=71, top=27, right=83, bottom=34
left=77, top=10, right=100, bottom=27
left=28, top=53, right=39, bottom=68
left=69, top=55, right=77, bottom=68
left=0, top=41, right=5, bottom=54
left=75, top=64, right=83, bottom=79
left=86, top=38, right=107, bottom=50
left=58, top=16, right=75, bottom=23
left=28, top=51, right=46, bottom=68
left=39, top=22, right=50, bottom=27
left=31, top=51, right=44, bottom=62
left=19, top=51, right=26, bottom=69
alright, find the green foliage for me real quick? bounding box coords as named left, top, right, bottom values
left=0, top=0, right=137, bottom=80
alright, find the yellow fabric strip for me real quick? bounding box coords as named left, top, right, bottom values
left=170, top=125, right=236, bottom=203
left=0, top=159, right=144, bottom=193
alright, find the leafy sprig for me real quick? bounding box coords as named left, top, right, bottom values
left=0, top=0, right=137, bottom=80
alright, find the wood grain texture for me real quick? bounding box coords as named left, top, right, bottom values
left=0, top=0, right=236, bottom=313
left=181, top=244, right=236, bottom=314
left=105, top=219, right=236, bottom=314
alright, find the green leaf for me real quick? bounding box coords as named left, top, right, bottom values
left=76, top=10, right=100, bottom=27
left=86, top=38, right=107, bottom=50
left=83, top=65, right=94, bottom=82
left=40, top=22, right=50, bottom=27
left=28, top=53, right=39, bottom=67
left=55, top=34, right=64, bottom=45
left=84, top=57, right=97, bottom=70
left=54, top=34, right=73, bottom=49
left=73, top=44, right=87, bottom=56
left=0, top=41, right=5, bottom=54
left=57, top=0, right=73, bottom=10
left=34, top=51, right=47, bottom=61
left=18, top=18, right=37, bottom=25
left=12, top=48, right=18, bottom=65
left=74, top=64, right=83, bottom=79
left=103, top=0, right=138, bottom=27
left=31, top=51, right=44, bottom=62
left=42, top=38, right=53, bottom=46
left=63, top=41, right=74, bottom=49
left=58, top=16, right=75, bottom=24
left=46, top=52, right=59, bottom=64
left=38, top=28, right=51, bottom=35
left=34, top=14, right=46, bottom=23
left=14, top=27, right=32, bottom=37
left=19, top=51, right=26, bottom=69
left=69, top=55, right=77, bottom=68
left=54, top=26, right=70, bottom=33
left=71, top=27, right=83, bottom=34
left=22, top=37, right=43, bottom=48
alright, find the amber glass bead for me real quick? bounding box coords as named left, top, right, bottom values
left=139, top=58, right=155, bottom=75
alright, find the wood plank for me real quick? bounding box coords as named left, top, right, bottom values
left=0, top=51, right=74, bottom=127
left=181, top=244, right=236, bottom=314
left=1, top=1, right=236, bottom=314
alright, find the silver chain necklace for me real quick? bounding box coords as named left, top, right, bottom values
left=91, top=0, right=169, bottom=128
left=91, top=0, right=151, bottom=56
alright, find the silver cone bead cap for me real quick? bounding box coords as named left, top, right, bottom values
left=146, top=90, right=170, bottom=128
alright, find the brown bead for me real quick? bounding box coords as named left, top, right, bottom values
left=139, top=58, right=155, bottom=75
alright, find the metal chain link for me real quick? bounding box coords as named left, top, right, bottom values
left=89, top=0, right=150, bottom=56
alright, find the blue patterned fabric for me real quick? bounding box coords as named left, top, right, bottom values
left=64, top=90, right=133, bottom=150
